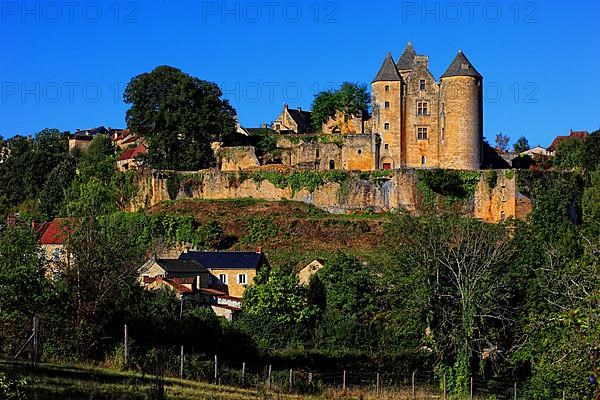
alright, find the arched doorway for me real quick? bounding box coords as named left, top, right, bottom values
left=380, top=157, right=394, bottom=170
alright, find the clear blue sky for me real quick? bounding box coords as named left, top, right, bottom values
left=1, top=0, right=598, bottom=147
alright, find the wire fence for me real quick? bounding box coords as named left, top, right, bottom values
left=2, top=319, right=573, bottom=400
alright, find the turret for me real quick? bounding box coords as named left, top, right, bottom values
left=372, top=52, right=402, bottom=169
left=439, top=50, right=483, bottom=170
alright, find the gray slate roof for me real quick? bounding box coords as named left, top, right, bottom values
left=397, top=42, right=417, bottom=70
left=180, top=251, right=265, bottom=270
left=286, top=109, right=313, bottom=133
left=373, top=52, right=401, bottom=82
left=440, top=50, right=482, bottom=79
left=155, top=259, right=207, bottom=274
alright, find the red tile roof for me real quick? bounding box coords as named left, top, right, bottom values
left=121, top=135, right=140, bottom=145
left=164, top=279, right=193, bottom=293
left=548, top=130, right=589, bottom=151
left=200, top=288, right=227, bottom=296
left=34, top=221, right=52, bottom=237
left=39, top=218, right=76, bottom=245
left=118, top=143, right=147, bottom=162
left=114, top=129, right=130, bottom=142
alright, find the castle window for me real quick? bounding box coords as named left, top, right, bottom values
left=441, top=128, right=445, bottom=142
left=419, top=80, right=426, bottom=91
left=385, top=85, right=390, bottom=92
left=500, top=211, right=506, bottom=222
left=316, top=149, right=320, bottom=159
left=237, top=274, right=248, bottom=285
left=358, top=149, right=362, bottom=155
left=329, top=160, right=335, bottom=170
left=384, top=123, right=390, bottom=130
left=421, top=155, right=426, bottom=165
left=417, top=102, right=428, bottom=115
left=384, top=144, right=389, bottom=150
left=417, top=127, right=428, bottom=140
left=385, top=101, right=390, bottom=109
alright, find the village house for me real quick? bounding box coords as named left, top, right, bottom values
left=38, top=218, right=76, bottom=279
left=139, top=249, right=268, bottom=320
left=272, top=104, right=313, bottom=134
left=117, top=142, right=148, bottom=172
left=547, top=130, right=589, bottom=155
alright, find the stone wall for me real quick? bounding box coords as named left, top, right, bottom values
left=218, top=146, right=260, bottom=171
left=128, top=169, right=531, bottom=222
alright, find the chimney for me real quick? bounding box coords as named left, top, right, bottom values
left=261, top=123, right=268, bottom=129
left=415, top=55, right=429, bottom=69
left=284, top=104, right=288, bottom=111
left=255, top=246, right=262, bottom=254
left=297, top=107, right=302, bottom=112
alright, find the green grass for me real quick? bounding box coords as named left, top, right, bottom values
left=0, top=359, right=313, bottom=400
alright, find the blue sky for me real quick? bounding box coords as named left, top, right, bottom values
left=1, top=0, right=598, bottom=147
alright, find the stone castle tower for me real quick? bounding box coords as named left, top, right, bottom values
left=372, top=42, right=483, bottom=170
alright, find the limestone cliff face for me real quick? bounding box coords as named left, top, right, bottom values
left=127, top=169, right=531, bottom=222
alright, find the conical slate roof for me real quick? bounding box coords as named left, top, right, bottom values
left=373, top=52, right=401, bottom=82
left=397, top=41, right=417, bottom=70
left=440, top=50, right=482, bottom=79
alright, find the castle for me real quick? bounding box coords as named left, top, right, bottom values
left=264, top=42, right=484, bottom=172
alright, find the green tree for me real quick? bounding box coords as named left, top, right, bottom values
left=39, top=158, right=77, bottom=218
left=582, top=129, right=600, bottom=171
left=0, top=226, right=50, bottom=320
left=242, top=268, right=319, bottom=349
left=383, top=214, right=516, bottom=394
left=77, top=134, right=116, bottom=183
left=513, top=135, right=530, bottom=153
left=495, top=133, right=510, bottom=153
left=0, top=130, right=68, bottom=210
left=553, top=137, right=585, bottom=170
left=313, top=253, right=379, bottom=351
left=311, top=82, right=370, bottom=132
left=518, top=235, right=599, bottom=399
left=124, top=65, right=236, bottom=170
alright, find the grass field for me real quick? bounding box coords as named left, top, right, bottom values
left=0, top=359, right=455, bottom=399
left=0, top=359, right=318, bottom=399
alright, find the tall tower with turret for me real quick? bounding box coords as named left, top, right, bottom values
left=372, top=52, right=403, bottom=170
left=370, top=44, right=483, bottom=171
left=439, top=50, right=483, bottom=170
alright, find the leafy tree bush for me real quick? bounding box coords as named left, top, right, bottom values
left=553, top=137, right=585, bottom=170
left=124, top=66, right=236, bottom=170
left=513, top=135, right=530, bottom=153
left=311, top=82, right=370, bottom=132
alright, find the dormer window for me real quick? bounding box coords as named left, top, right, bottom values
left=419, top=80, right=426, bottom=91
left=461, top=63, right=470, bottom=69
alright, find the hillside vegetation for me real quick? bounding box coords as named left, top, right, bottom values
left=147, top=198, right=386, bottom=267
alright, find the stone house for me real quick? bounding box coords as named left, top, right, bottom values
left=38, top=218, right=76, bottom=279
left=139, top=250, right=268, bottom=320
left=117, top=142, right=148, bottom=172
left=272, top=104, right=313, bottom=134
